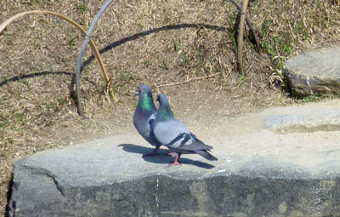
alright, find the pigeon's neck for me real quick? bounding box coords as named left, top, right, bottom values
left=158, top=103, right=174, bottom=121
left=139, top=94, right=155, bottom=112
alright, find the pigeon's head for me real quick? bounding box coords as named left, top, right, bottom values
left=135, top=84, right=152, bottom=98
left=157, top=93, right=169, bottom=104
left=156, top=93, right=174, bottom=120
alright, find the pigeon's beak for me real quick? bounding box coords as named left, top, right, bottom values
left=134, top=92, right=138, bottom=98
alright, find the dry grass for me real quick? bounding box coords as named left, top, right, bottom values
left=0, top=0, right=339, bottom=215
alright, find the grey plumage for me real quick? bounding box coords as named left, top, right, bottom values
left=153, top=93, right=217, bottom=165
left=133, top=84, right=161, bottom=156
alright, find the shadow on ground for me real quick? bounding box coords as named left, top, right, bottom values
left=118, top=144, right=215, bottom=169
left=0, top=23, right=227, bottom=102
left=0, top=71, right=72, bottom=87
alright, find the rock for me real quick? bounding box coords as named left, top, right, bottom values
left=284, top=47, right=340, bottom=97
left=262, top=100, right=340, bottom=133
left=7, top=119, right=340, bottom=217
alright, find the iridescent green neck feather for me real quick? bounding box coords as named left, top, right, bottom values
left=159, top=103, right=174, bottom=120
left=140, top=94, right=154, bottom=111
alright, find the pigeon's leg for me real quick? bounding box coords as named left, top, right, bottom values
left=169, top=153, right=182, bottom=166
left=142, top=145, right=160, bottom=157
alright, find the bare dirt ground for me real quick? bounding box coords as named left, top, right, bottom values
left=0, top=0, right=339, bottom=215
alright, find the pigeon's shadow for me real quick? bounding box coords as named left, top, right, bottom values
left=118, top=144, right=215, bottom=169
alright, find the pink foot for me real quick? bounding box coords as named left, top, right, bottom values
left=142, top=152, right=160, bottom=157
left=168, top=161, right=181, bottom=166
left=168, top=152, right=182, bottom=166
left=143, top=146, right=161, bottom=157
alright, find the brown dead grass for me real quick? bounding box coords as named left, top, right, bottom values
left=0, top=0, right=339, bottom=215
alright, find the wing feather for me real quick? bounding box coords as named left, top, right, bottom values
left=154, top=119, right=212, bottom=151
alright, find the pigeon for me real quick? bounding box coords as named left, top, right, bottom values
left=153, top=93, right=217, bottom=166
left=133, top=84, right=161, bottom=157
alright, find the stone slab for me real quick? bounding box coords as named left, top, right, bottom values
left=262, top=100, right=340, bottom=133
left=284, top=47, right=340, bottom=97
left=8, top=134, right=340, bottom=216
left=7, top=100, right=340, bottom=217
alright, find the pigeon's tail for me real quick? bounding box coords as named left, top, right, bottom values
left=195, top=150, right=218, bottom=161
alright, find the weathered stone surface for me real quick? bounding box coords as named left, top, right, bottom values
left=7, top=100, right=340, bottom=217
left=262, top=100, right=340, bottom=133
left=284, top=47, right=340, bottom=97
left=8, top=137, right=340, bottom=216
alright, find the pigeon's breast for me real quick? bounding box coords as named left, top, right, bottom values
left=134, top=111, right=155, bottom=138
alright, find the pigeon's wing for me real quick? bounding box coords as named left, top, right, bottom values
left=154, top=119, right=212, bottom=151
left=147, top=112, right=158, bottom=143
left=178, top=136, right=213, bottom=151
left=148, top=112, right=156, bottom=131
left=154, top=119, right=188, bottom=147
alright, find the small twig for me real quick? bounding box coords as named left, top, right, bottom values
left=229, top=0, right=261, bottom=50
left=157, top=72, right=221, bottom=88
left=237, top=0, right=249, bottom=76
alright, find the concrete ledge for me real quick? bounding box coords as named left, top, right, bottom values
left=7, top=135, right=340, bottom=217
left=7, top=100, right=340, bottom=216
left=262, top=103, right=340, bottom=133
left=8, top=172, right=340, bottom=217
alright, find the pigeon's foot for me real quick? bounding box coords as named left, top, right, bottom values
left=142, top=146, right=162, bottom=157
left=168, top=152, right=176, bottom=157
left=168, top=161, right=181, bottom=166
left=142, top=152, right=160, bottom=157
left=168, top=152, right=182, bottom=166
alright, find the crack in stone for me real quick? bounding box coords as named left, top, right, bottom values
left=22, top=165, right=65, bottom=196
